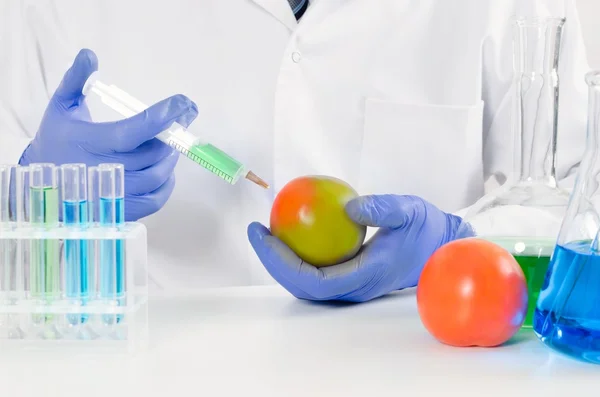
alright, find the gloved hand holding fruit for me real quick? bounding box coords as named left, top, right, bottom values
left=248, top=175, right=466, bottom=303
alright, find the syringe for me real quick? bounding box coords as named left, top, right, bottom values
left=81, top=72, right=269, bottom=189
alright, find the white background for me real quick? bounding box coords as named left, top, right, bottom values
left=577, top=0, right=600, bottom=67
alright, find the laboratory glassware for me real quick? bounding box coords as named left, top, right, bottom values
left=533, top=70, right=600, bottom=365
left=456, top=16, right=570, bottom=329
left=61, top=163, right=90, bottom=325
left=0, top=161, right=148, bottom=353
left=29, top=163, right=60, bottom=305
left=0, top=165, right=11, bottom=299
left=82, top=72, right=269, bottom=189
left=0, top=165, right=12, bottom=335
left=95, top=163, right=126, bottom=326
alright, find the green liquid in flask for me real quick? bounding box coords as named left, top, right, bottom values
left=485, top=237, right=554, bottom=329
left=513, top=253, right=551, bottom=328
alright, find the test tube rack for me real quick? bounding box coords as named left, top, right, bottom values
left=0, top=163, right=148, bottom=353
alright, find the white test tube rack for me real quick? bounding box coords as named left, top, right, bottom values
left=0, top=163, right=148, bottom=354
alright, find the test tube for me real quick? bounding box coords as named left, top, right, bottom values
left=14, top=166, right=29, bottom=302
left=87, top=166, right=99, bottom=325
left=87, top=166, right=99, bottom=226
left=0, top=165, right=19, bottom=336
left=0, top=165, right=20, bottom=301
left=61, top=164, right=89, bottom=325
left=0, top=166, right=12, bottom=314
left=98, top=164, right=125, bottom=324
left=0, top=165, right=10, bottom=225
left=15, top=166, right=30, bottom=225
left=28, top=164, right=60, bottom=308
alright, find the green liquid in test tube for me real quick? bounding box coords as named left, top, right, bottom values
left=81, top=73, right=269, bottom=189
left=29, top=164, right=60, bottom=322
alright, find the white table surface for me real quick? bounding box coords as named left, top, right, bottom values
left=0, top=285, right=598, bottom=396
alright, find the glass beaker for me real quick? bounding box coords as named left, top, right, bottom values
left=533, top=70, right=600, bottom=364
left=456, top=16, right=570, bottom=329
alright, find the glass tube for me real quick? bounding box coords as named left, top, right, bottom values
left=456, top=17, right=570, bottom=329
left=0, top=165, right=24, bottom=338
left=533, top=71, right=600, bottom=364
left=15, top=166, right=29, bottom=302
left=61, top=164, right=89, bottom=325
left=28, top=163, right=60, bottom=304
left=0, top=166, right=12, bottom=313
left=0, top=165, right=10, bottom=226
left=98, top=164, right=125, bottom=325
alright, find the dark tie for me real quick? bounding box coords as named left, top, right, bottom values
left=288, top=0, right=308, bottom=20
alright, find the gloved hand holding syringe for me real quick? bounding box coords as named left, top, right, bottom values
left=82, top=72, right=269, bottom=189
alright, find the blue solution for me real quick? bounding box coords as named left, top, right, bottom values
left=534, top=241, right=600, bottom=364
left=63, top=200, right=89, bottom=325
left=99, top=197, right=125, bottom=324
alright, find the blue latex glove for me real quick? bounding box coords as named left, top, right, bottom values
left=248, top=194, right=473, bottom=303
left=18, top=49, right=199, bottom=221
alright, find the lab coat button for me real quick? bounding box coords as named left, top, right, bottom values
left=291, top=52, right=302, bottom=63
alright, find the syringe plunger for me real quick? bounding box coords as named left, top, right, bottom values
left=82, top=73, right=270, bottom=189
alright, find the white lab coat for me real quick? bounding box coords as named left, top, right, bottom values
left=0, top=0, right=590, bottom=292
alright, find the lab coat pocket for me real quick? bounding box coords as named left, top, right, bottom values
left=358, top=98, right=484, bottom=212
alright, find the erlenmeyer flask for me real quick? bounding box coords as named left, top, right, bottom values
left=456, top=16, right=570, bottom=329
left=533, top=70, right=600, bottom=365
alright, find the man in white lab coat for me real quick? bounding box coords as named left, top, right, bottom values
left=0, top=0, right=590, bottom=301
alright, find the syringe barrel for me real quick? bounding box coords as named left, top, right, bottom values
left=160, top=122, right=202, bottom=149
left=82, top=73, right=252, bottom=186
left=82, top=73, right=203, bottom=150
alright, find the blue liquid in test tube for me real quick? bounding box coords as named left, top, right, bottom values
left=63, top=201, right=89, bottom=298
left=98, top=164, right=125, bottom=324
left=61, top=164, right=89, bottom=325
left=99, top=197, right=124, bottom=298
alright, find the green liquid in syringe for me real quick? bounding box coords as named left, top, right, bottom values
left=188, top=143, right=243, bottom=184
left=485, top=237, right=554, bottom=329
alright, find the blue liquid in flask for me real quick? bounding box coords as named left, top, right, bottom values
left=63, top=200, right=89, bottom=325
left=99, top=196, right=125, bottom=324
left=534, top=241, right=600, bottom=364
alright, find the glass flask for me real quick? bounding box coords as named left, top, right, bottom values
left=533, top=70, right=600, bottom=364
left=456, top=16, right=570, bottom=329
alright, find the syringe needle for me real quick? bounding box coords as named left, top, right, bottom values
left=246, top=171, right=269, bottom=189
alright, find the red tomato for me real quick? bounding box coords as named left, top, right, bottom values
left=417, top=238, right=528, bottom=347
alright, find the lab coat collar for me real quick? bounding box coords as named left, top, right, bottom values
left=251, top=0, right=298, bottom=31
